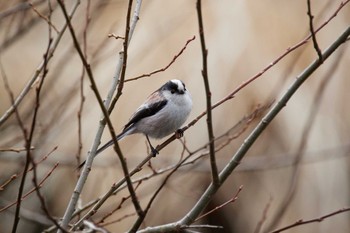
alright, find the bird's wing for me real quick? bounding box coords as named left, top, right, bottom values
left=123, top=97, right=168, bottom=130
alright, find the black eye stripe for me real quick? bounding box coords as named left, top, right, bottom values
left=162, top=81, right=178, bottom=92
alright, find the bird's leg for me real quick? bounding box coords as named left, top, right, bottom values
left=146, top=135, right=159, bottom=156
left=175, top=128, right=184, bottom=139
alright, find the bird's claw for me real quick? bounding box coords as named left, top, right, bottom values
left=151, top=146, right=159, bottom=157
left=175, top=129, right=184, bottom=139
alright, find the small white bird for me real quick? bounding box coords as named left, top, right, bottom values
left=78, top=79, right=192, bottom=169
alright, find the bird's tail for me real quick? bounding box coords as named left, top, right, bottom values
left=76, top=132, right=126, bottom=170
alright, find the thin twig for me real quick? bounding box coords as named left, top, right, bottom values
left=1, top=56, right=31, bottom=233
left=254, top=197, right=273, bottom=233
left=307, top=0, right=323, bottom=62
left=270, top=207, right=350, bottom=233
left=0, top=163, right=59, bottom=213
left=109, top=0, right=145, bottom=219
left=75, top=0, right=90, bottom=170
left=0, top=147, right=34, bottom=152
left=29, top=2, right=59, bottom=33
left=125, top=36, right=196, bottom=82
left=0, top=146, right=58, bottom=191
left=196, top=0, right=219, bottom=186
left=0, top=0, right=46, bottom=20
left=195, top=185, right=243, bottom=222
left=128, top=144, right=199, bottom=232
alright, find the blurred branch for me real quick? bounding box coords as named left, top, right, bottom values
left=0, top=1, right=80, bottom=127
left=1, top=53, right=31, bottom=233
left=270, top=207, right=350, bottom=233
left=265, top=39, right=348, bottom=232
left=97, top=182, right=142, bottom=225
left=254, top=197, right=273, bottom=233
left=195, top=185, right=243, bottom=222
left=28, top=1, right=59, bottom=33
left=0, top=146, right=57, bottom=191
left=136, top=25, right=350, bottom=233
left=74, top=0, right=90, bottom=171
left=0, top=163, right=59, bottom=213
left=0, top=147, right=34, bottom=152
left=26, top=7, right=64, bottom=230
left=0, top=0, right=46, bottom=20
left=196, top=0, right=219, bottom=186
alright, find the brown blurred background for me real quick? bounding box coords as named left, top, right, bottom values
left=0, top=0, right=350, bottom=232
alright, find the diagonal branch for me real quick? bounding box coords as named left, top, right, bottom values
left=125, top=35, right=196, bottom=83
left=270, top=207, right=350, bottom=233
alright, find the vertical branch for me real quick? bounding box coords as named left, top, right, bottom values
left=196, top=0, right=219, bottom=185
left=56, top=0, right=144, bottom=231
left=307, top=0, right=323, bottom=62
left=75, top=0, right=90, bottom=168
left=112, top=0, right=145, bottom=219
left=1, top=61, right=30, bottom=233
left=28, top=1, right=65, bottom=230
left=5, top=2, right=59, bottom=229
left=108, top=0, right=142, bottom=113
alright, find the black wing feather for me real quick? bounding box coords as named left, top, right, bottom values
left=123, top=99, right=167, bottom=130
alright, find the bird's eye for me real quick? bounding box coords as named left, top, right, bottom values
left=171, top=89, right=176, bottom=94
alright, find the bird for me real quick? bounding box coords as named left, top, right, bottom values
left=78, top=79, right=192, bottom=169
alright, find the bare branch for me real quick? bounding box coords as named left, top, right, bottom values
left=125, top=36, right=196, bottom=83
left=254, top=197, right=273, bottom=233
left=0, top=163, right=59, bottom=213
left=270, top=207, right=350, bottom=233
left=29, top=2, right=59, bottom=33
left=307, top=0, right=323, bottom=62
left=195, top=185, right=243, bottom=222
left=196, top=0, right=219, bottom=185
